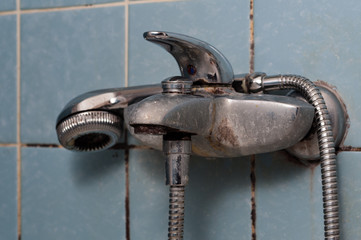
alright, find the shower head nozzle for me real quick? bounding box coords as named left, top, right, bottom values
left=56, top=111, right=122, bottom=152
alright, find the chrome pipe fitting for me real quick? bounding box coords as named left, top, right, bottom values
left=162, top=77, right=193, bottom=95
left=164, top=136, right=191, bottom=186
left=245, top=72, right=266, bottom=93
left=163, top=134, right=191, bottom=240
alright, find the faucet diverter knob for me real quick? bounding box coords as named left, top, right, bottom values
left=144, top=31, right=234, bottom=84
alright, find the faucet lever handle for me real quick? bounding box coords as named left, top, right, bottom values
left=144, top=31, right=234, bottom=84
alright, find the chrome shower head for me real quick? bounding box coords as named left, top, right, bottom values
left=56, top=111, right=122, bottom=152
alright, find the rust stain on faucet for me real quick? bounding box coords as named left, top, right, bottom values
left=215, top=118, right=239, bottom=147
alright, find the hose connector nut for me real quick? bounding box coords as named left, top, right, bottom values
left=162, top=76, right=193, bottom=94
left=246, top=72, right=266, bottom=93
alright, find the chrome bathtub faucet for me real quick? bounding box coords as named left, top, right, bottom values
left=56, top=31, right=347, bottom=240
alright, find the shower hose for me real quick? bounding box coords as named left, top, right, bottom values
left=261, top=74, right=340, bottom=240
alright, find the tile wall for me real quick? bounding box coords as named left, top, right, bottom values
left=0, top=0, right=360, bottom=239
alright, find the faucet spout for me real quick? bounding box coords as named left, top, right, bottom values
left=56, top=84, right=162, bottom=151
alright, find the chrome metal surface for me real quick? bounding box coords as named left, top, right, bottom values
left=164, top=137, right=191, bottom=186
left=163, top=134, right=190, bottom=240
left=56, top=111, right=122, bottom=152
left=56, top=84, right=162, bottom=152
left=162, top=77, right=193, bottom=94
left=125, top=87, right=315, bottom=157
left=168, top=186, right=185, bottom=240
left=245, top=72, right=266, bottom=93
left=56, top=84, right=162, bottom=124
left=251, top=74, right=340, bottom=240
left=144, top=31, right=234, bottom=84
left=286, top=81, right=348, bottom=160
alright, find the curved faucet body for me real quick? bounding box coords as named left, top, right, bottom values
left=125, top=86, right=314, bottom=157
left=55, top=30, right=346, bottom=160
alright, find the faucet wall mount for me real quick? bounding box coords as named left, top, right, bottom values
left=56, top=31, right=348, bottom=240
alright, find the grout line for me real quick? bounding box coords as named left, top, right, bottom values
left=124, top=0, right=129, bottom=87
left=129, top=0, right=182, bottom=4
left=337, top=146, right=361, bottom=152
left=249, top=1, right=256, bottom=239
left=21, top=143, right=62, bottom=148
left=250, top=155, right=257, bottom=240
left=124, top=1, right=130, bottom=235
left=0, top=10, right=16, bottom=16
left=3, top=143, right=360, bottom=152
left=20, top=2, right=125, bottom=14
left=124, top=131, right=131, bottom=240
left=13, top=0, right=181, bottom=15
left=129, top=0, right=182, bottom=5
left=0, top=143, right=18, bottom=147
left=249, top=0, right=255, bottom=74
left=16, top=0, right=22, bottom=238
left=125, top=145, right=152, bottom=150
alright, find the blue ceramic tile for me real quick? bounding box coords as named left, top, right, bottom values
left=129, top=149, right=251, bottom=239
left=0, top=0, right=15, bottom=11
left=128, top=0, right=249, bottom=86
left=0, top=147, right=17, bottom=240
left=338, top=151, right=361, bottom=239
left=255, top=151, right=323, bottom=239
left=0, top=15, right=16, bottom=143
left=21, top=147, right=126, bottom=240
left=254, top=0, right=361, bottom=146
left=21, top=7, right=125, bottom=144
left=128, top=150, right=168, bottom=239
left=185, top=155, right=252, bottom=239
left=21, top=0, right=123, bottom=9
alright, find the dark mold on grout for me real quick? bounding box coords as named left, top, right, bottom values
left=249, top=0, right=255, bottom=74
left=125, top=150, right=131, bottom=240
left=250, top=155, right=257, bottom=240
left=250, top=0, right=256, bottom=239
left=22, top=143, right=61, bottom=148
left=124, top=134, right=131, bottom=240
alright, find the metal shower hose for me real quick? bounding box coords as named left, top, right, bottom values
left=264, top=75, right=340, bottom=240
